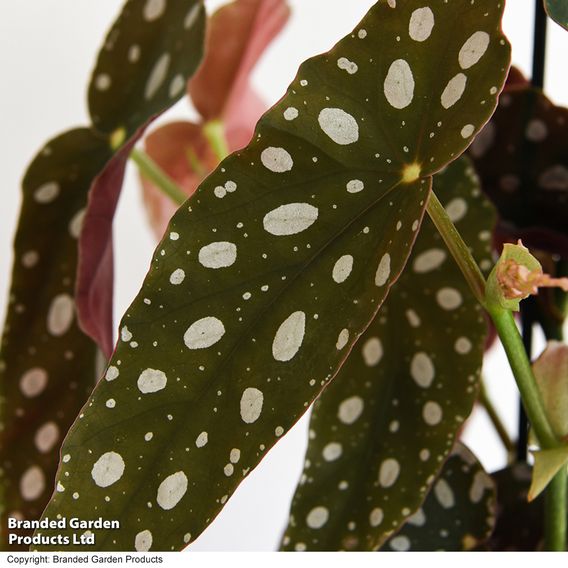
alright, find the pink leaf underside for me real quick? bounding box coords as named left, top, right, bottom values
left=189, top=0, right=290, bottom=121
left=75, top=126, right=146, bottom=358
left=142, top=87, right=266, bottom=238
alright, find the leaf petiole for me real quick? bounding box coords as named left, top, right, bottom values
left=130, top=148, right=187, bottom=206
left=203, top=119, right=230, bottom=163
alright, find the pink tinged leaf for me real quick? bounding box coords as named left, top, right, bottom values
left=189, top=0, right=291, bottom=121
left=76, top=131, right=143, bottom=358
left=141, top=121, right=213, bottom=238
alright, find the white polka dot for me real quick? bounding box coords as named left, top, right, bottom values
left=34, top=422, right=59, bottom=453
left=230, top=449, right=241, bottom=464
left=169, top=268, right=185, bottom=285
left=470, top=470, right=493, bottom=503
left=34, top=182, right=60, bottom=203
left=121, top=326, right=133, bottom=342
left=263, top=203, right=318, bottom=236
left=184, top=4, right=201, bottom=28
left=106, top=398, right=116, bottom=408
left=94, top=74, right=111, bottom=91
left=275, top=426, right=284, bottom=437
left=323, top=442, right=343, bottom=462
left=390, top=535, right=411, bottom=551
left=143, top=0, right=166, bottom=21
left=446, top=197, right=468, bottom=223
left=338, top=396, right=364, bottom=425
left=169, top=74, right=185, bottom=98
left=306, top=506, right=329, bottom=529
left=137, top=369, right=167, bottom=394
left=526, top=119, right=548, bottom=142
left=455, top=337, right=472, bottom=354
left=407, top=508, right=426, bottom=527
left=434, top=478, right=455, bottom=509
left=170, top=232, right=179, bottom=241
left=436, top=288, right=463, bottom=310
left=375, top=254, right=391, bottom=286
left=261, top=147, right=293, bottom=173
left=332, top=255, right=354, bottom=283
left=145, top=53, right=170, bottom=100
left=441, top=73, right=467, bottom=109
left=184, top=317, right=225, bottom=349
left=346, top=180, right=364, bottom=194
left=47, top=294, right=74, bottom=336
left=272, top=311, right=306, bottom=362
left=406, top=309, right=421, bottom=328
left=318, top=108, right=359, bottom=145
left=195, top=432, right=208, bottom=448
left=240, top=387, right=264, bottom=423
left=284, top=107, right=299, bottom=121
left=384, top=59, right=415, bottom=109
left=336, top=328, right=349, bottom=350
left=410, top=352, right=435, bottom=388
left=379, top=458, right=400, bottom=488
left=461, top=124, right=475, bottom=138
left=459, top=31, right=490, bottom=69
left=20, top=368, right=48, bottom=397
left=409, top=7, right=435, bottom=42
left=369, top=507, right=384, bottom=527
left=198, top=241, right=237, bottom=269
left=105, top=366, right=119, bottom=381
left=20, top=466, right=45, bottom=501
left=22, top=250, right=39, bottom=268
left=145, top=432, right=153, bottom=441
left=413, top=248, right=446, bottom=273
left=135, top=529, right=153, bottom=552
left=69, top=209, right=85, bottom=239
left=422, top=401, right=443, bottom=426
left=183, top=533, right=192, bottom=544
left=539, top=165, right=568, bottom=191
left=358, top=29, right=367, bottom=39
left=337, top=57, right=358, bottom=74
left=91, top=452, right=125, bottom=488
left=362, top=337, right=383, bottom=367
left=157, top=471, right=188, bottom=510
left=128, top=44, right=141, bottom=63
left=224, top=464, right=234, bottom=476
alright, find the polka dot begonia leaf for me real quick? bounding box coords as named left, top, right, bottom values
left=469, top=84, right=568, bottom=258
left=0, top=129, right=112, bottom=549
left=481, top=463, right=568, bottom=551
left=380, top=443, right=496, bottom=552
left=280, top=156, right=495, bottom=551
left=544, top=0, right=568, bottom=31
left=88, top=0, right=206, bottom=139
left=1, top=0, right=206, bottom=550
left=34, top=0, right=509, bottom=551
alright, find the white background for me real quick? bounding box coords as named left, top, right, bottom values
left=1, top=0, right=567, bottom=552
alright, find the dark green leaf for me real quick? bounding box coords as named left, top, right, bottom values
left=469, top=86, right=568, bottom=258
left=544, top=0, right=568, bottom=31
left=36, top=0, right=509, bottom=551
left=88, top=0, right=206, bottom=140
left=280, top=156, right=495, bottom=551
left=381, top=443, right=496, bottom=551
left=0, top=129, right=112, bottom=548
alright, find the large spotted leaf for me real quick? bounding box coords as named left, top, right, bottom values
left=381, top=443, right=496, bottom=552
left=0, top=0, right=205, bottom=550
left=36, top=0, right=509, bottom=552
left=280, top=156, right=494, bottom=552
left=469, top=86, right=568, bottom=258
left=544, top=0, right=568, bottom=30
left=0, top=129, right=112, bottom=549
left=88, top=0, right=206, bottom=139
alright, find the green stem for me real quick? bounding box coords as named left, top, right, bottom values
left=203, top=120, right=230, bottom=163
left=426, top=191, right=487, bottom=306
left=131, top=148, right=186, bottom=206
left=429, top=185, right=566, bottom=549
left=479, top=380, right=515, bottom=457
left=544, top=469, right=567, bottom=551
left=486, top=306, right=558, bottom=450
